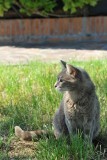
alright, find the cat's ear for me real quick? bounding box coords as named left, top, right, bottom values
left=66, top=64, right=77, bottom=77
left=60, top=60, right=66, bottom=69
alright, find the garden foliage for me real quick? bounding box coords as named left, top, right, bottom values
left=0, top=0, right=99, bottom=17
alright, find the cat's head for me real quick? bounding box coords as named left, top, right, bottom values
left=54, top=60, right=94, bottom=93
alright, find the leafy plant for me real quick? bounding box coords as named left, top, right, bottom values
left=63, top=0, right=99, bottom=13
left=0, top=0, right=99, bottom=17
left=0, top=0, right=56, bottom=17
left=0, top=0, right=13, bottom=16
left=16, top=0, right=56, bottom=16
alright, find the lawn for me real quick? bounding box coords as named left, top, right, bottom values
left=0, top=60, right=107, bottom=160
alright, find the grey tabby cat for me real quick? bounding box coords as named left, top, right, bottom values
left=53, top=60, right=100, bottom=143
left=15, top=60, right=100, bottom=143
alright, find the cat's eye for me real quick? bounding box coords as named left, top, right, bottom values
left=58, top=78, right=63, bottom=82
left=59, top=79, right=63, bottom=82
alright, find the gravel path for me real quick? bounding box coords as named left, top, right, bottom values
left=0, top=41, right=107, bottom=64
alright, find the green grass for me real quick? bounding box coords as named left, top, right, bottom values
left=0, top=60, right=107, bottom=159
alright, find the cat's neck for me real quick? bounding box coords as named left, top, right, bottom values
left=64, top=90, right=84, bottom=103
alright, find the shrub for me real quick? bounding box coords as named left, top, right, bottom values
left=0, top=0, right=56, bottom=17
left=0, top=0, right=13, bottom=16
left=15, top=0, right=56, bottom=16
left=0, top=0, right=99, bottom=17
left=63, top=0, right=99, bottom=13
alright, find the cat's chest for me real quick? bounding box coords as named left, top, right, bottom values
left=63, top=93, right=86, bottom=119
left=64, top=98, right=78, bottom=117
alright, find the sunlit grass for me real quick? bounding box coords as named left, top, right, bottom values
left=0, top=60, right=107, bottom=159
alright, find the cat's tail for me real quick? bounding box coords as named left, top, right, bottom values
left=15, top=126, right=48, bottom=141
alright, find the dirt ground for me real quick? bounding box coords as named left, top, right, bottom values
left=0, top=41, right=107, bottom=64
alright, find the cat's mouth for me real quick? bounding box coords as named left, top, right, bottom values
left=55, top=86, right=64, bottom=92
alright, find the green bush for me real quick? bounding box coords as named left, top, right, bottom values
left=0, top=0, right=56, bottom=17
left=63, top=0, right=99, bottom=13
left=16, top=0, right=56, bottom=16
left=0, top=0, right=99, bottom=17
left=0, top=0, right=13, bottom=16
